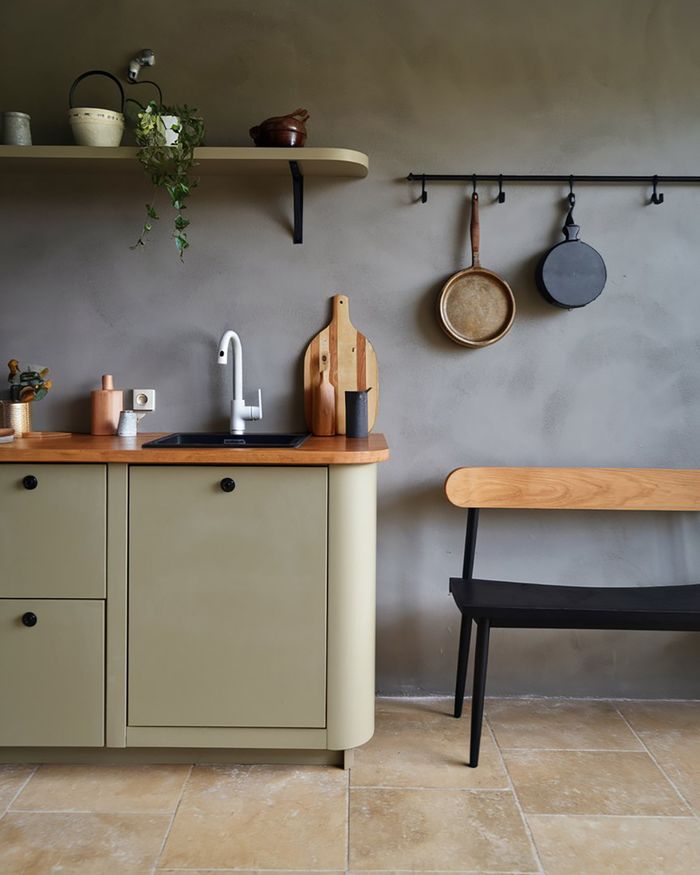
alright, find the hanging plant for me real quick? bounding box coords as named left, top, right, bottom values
left=131, top=101, right=204, bottom=259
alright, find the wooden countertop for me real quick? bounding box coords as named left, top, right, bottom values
left=0, top=433, right=390, bottom=465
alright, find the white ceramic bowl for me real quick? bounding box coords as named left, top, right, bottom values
left=68, top=107, right=124, bottom=147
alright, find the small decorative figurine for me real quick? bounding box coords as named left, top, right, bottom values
left=7, top=359, right=53, bottom=402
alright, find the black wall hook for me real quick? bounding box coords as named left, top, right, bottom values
left=568, top=176, right=576, bottom=207
left=651, top=175, right=664, bottom=205
left=497, top=175, right=506, bottom=203
left=420, top=175, right=428, bottom=204
left=472, top=174, right=477, bottom=196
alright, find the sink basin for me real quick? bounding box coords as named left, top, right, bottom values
left=143, top=432, right=310, bottom=449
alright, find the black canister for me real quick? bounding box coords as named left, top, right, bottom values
left=345, top=389, right=371, bottom=438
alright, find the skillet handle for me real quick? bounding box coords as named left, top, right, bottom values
left=470, top=192, right=480, bottom=267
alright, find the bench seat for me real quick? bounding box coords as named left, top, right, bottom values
left=450, top=579, right=700, bottom=631
left=444, top=467, right=700, bottom=768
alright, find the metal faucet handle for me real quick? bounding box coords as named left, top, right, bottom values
left=251, top=389, right=263, bottom=420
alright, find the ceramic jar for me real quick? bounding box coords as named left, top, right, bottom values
left=2, top=112, right=32, bottom=145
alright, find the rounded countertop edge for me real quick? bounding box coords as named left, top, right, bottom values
left=0, top=432, right=390, bottom=465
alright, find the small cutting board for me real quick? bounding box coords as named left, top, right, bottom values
left=303, top=294, right=379, bottom=434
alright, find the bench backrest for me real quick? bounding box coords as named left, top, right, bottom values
left=445, top=467, right=700, bottom=512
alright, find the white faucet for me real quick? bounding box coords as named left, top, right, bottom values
left=217, top=330, right=263, bottom=435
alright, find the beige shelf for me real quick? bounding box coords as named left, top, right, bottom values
left=0, top=145, right=369, bottom=177
left=0, top=145, right=368, bottom=243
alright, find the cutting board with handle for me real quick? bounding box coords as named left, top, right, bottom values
left=303, top=294, right=379, bottom=434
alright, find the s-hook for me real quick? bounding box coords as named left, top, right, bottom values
left=568, top=176, right=576, bottom=208
left=472, top=174, right=477, bottom=196
left=497, top=174, right=506, bottom=203
left=420, top=175, right=428, bottom=203
left=651, top=175, right=664, bottom=205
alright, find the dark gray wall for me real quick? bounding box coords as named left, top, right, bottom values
left=3, top=0, right=700, bottom=696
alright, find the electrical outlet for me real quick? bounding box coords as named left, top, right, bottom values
left=131, top=388, right=156, bottom=411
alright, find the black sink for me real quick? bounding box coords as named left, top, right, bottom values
left=143, top=432, right=310, bottom=449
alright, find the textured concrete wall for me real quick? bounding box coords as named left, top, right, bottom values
left=2, top=0, right=700, bottom=696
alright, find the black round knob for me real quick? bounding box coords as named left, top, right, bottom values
left=21, top=612, right=37, bottom=627
left=22, top=475, right=38, bottom=490
left=220, top=478, right=236, bottom=493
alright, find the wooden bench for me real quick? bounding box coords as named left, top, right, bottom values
left=445, top=467, right=700, bottom=767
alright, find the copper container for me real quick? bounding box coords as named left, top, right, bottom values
left=0, top=400, right=32, bottom=436
left=250, top=108, right=309, bottom=147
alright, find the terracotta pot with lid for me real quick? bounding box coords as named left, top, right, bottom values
left=249, top=108, right=309, bottom=147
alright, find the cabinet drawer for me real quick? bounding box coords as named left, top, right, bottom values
left=0, top=464, right=106, bottom=598
left=128, top=465, right=327, bottom=729
left=0, top=599, right=104, bottom=746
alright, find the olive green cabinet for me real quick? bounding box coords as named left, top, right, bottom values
left=0, top=464, right=106, bottom=747
left=0, top=599, right=104, bottom=746
left=128, top=466, right=328, bottom=729
left=0, top=458, right=378, bottom=760
left=0, top=463, right=106, bottom=599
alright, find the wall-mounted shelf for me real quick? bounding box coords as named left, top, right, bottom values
left=0, top=145, right=369, bottom=243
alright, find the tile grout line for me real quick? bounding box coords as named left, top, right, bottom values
left=9, top=808, right=188, bottom=815
left=155, top=868, right=348, bottom=873
left=485, top=715, right=545, bottom=875
left=350, top=784, right=523, bottom=791
left=614, top=705, right=698, bottom=817
left=153, top=869, right=522, bottom=874
left=0, top=764, right=38, bottom=822
left=525, top=812, right=700, bottom=820
left=153, top=763, right=193, bottom=870
left=155, top=870, right=533, bottom=873
left=378, top=695, right=700, bottom=704
left=497, top=746, right=644, bottom=753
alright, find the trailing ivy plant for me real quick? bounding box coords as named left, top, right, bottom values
left=132, top=102, right=204, bottom=259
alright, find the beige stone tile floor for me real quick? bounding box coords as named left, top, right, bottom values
left=1, top=696, right=699, bottom=874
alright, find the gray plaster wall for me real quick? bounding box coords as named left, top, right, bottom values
left=2, top=0, right=700, bottom=696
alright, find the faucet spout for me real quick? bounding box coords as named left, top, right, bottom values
left=217, top=329, right=263, bottom=435
left=218, top=330, right=243, bottom=401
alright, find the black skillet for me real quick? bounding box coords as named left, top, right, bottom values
left=536, top=198, right=607, bottom=309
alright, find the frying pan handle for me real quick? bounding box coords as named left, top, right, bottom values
left=470, top=192, right=480, bottom=267
left=563, top=206, right=581, bottom=241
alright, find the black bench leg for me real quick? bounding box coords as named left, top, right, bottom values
left=454, top=614, right=472, bottom=718
left=469, top=619, right=491, bottom=768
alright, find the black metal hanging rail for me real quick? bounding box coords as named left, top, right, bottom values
left=406, top=173, right=700, bottom=205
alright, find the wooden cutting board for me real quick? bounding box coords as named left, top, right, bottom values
left=303, top=294, right=379, bottom=434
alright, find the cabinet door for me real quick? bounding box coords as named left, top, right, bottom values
left=128, top=466, right=327, bottom=728
left=0, top=600, right=104, bottom=746
left=0, top=464, right=106, bottom=598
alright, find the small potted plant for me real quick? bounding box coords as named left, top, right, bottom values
left=130, top=96, right=204, bottom=259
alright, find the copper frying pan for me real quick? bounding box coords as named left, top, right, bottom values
left=438, top=192, right=516, bottom=348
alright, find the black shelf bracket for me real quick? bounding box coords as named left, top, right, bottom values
left=289, top=160, right=304, bottom=244
left=406, top=172, right=700, bottom=206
